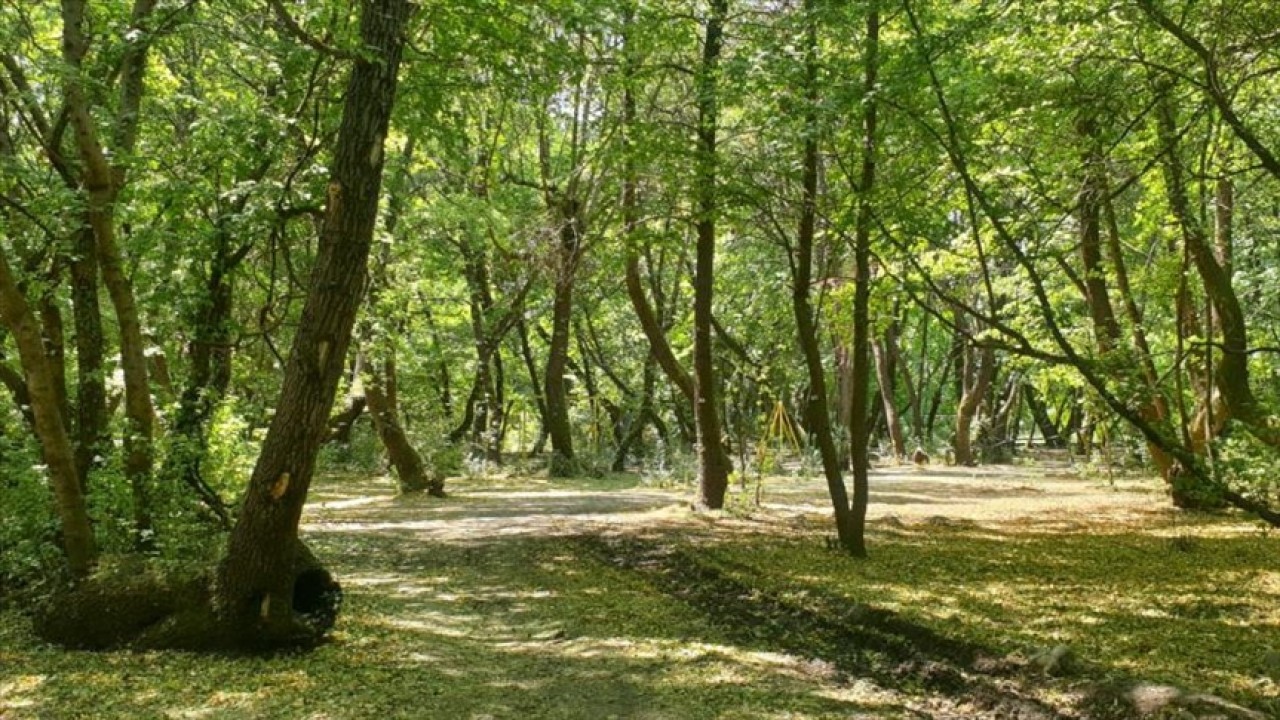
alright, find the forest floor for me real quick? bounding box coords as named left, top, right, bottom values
left=2, top=461, right=1278, bottom=719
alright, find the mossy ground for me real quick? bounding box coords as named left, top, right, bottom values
left=2, top=464, right=1276, bottom=718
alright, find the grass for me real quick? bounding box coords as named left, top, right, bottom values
left=1, top=467, right=1277, bottom=718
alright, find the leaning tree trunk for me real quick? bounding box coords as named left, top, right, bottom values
left=0, top=251, right=97, bottom=577
left=214, top=0, right=410, bottom=648
left=621, top=41, right=696, bottom=406
left=365, top=358, right=442, bottom=496
left=1156, top=96, right=1276, bottom=448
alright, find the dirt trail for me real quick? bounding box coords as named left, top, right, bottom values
left=303, top=464, right=1166, bottom=542
left=291, top=466, right=1206, bottom=719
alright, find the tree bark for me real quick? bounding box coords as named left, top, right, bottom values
left=0, top=251, right=96, bottom=577
left=872, top=329, right=906, bottom=460
left=952, top=313, right=995, bottom=467
left=326, top=355, right=366, bottom=446
left=516, top=316, right=549, bottom=455
left=214, top=0, right=410, bottom=647
left=1023, top=384, right=1065, bottom=449
left=1102, top=177, right=1175, bottom=479
left=1075, top=111, right=1122, bottom=352
left=166, top=227, right=241, bottom=527
left=61, top=0, right=158, bottom=545
left=365, top=358, right=441, bottom=496
left=790, top=0, right=859, bottom=554
left=842, top=0, right=880, bottom=556
left=543, top=197, right=582, bottom=473
left=691, top=0, right=734, bottom=509
left=1155, top=92, right=1278, bottom=449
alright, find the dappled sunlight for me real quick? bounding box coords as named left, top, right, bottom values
left=303, top=476, right=697, bottom=544
left=4, top=467, right=1276, bottom=718
left=0, top=675, right=45, bottom=712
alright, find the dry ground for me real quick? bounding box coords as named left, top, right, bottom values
left=2, top=462, right=1276, bottom=719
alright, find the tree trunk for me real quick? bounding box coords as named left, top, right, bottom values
left=952, top=314, right=995, bottom=466
left=166, top=233, right=239, bottom=527
left=1156, top=92, right=1278, bottom=450
left=37, top=295, right=70, bottom=434
left=325, top=354, right=367, bottom=446
left=1102, top=177, right=1174, bottom=478
left=516, top=316, right=549, bottom=456
left=843, top=0, right=880, bottom=557
left=978, top=373, right=1019, bottom=463
left=791, top=0, right=858, bottom=554
left=1024, top=384, right=1065, bottom=449
left=61, top=0, right=157, bottom=545
left=691, top=0, right=733, bottom=509
left=365, top=358, right=441, bottom=496
left=214, top=0, right=409, bottom=647
left=1075, top=111, right=1122, bottom=353
left=0, top=251, right=97, bottom=577
left=543, top=202, right=581, bottom=474
left=872, top=330, right=906, bottom=460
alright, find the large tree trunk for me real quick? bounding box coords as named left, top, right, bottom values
left=214, top=0, right=409, bottom=648
left=691, top=0, right=733, bottom=509
left=0, top=252, right=97, bottom=577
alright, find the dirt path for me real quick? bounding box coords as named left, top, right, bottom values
left=283, top=466, right=1195, bottom=720
left=303, top=463, right=1166, bottom=542
left=7, top=466, right=1267, bottom=719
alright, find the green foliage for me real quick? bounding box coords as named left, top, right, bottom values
left=202, top=397, right=259, bottom=500
left=1216, top=424, right=1280, bottom=508
left=0, top=437, right=63, bottom=593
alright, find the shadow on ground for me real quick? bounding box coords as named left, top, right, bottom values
left=2, top=468, right=1275, bottom=719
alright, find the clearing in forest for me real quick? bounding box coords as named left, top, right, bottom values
left=2, top=464, right=1277, bottom=719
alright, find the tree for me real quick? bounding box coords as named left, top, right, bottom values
left=60, top=0, right=162, bottom=545
left=0, top=251, right=96, bottom=577
left=691, top=0, right=734, bottom=509
left=214, top=0, right=412, bottom=645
